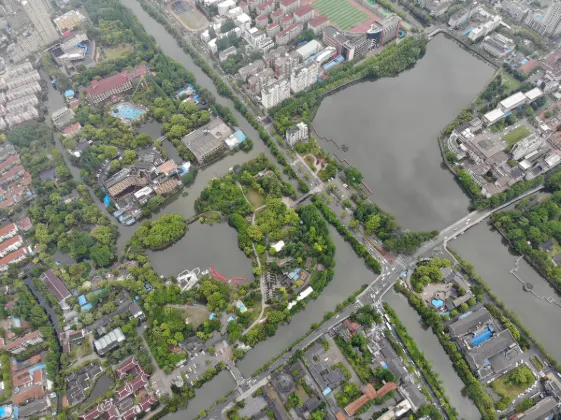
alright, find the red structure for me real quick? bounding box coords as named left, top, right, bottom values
left=209, top=265, right=247, bottom=285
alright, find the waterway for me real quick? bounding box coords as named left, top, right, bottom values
left=383, top=290, right=480, bottom=419
left=313, top=35, right=495, bottom=231
left=450, top=222, right=561, bottom=362
left=165, top=370, right=236, bottom=420
left=147, top=221, right=253, bottom=283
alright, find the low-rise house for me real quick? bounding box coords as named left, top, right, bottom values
left=93, top=327, right=126, bottom=356
left=65, top=362, right=103, bottom=406
left=0, top=330, right=44, bottom=354
left=0, top=247, right=29, bottom=272
left=40, top=269, right=71, bottom=305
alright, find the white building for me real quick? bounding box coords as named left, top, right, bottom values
left=21, top=0, right=59, bottom=46
left=53, top=10, right=87, bottom=33
left=261, top=78, right=290, bottom=109
left=236, top=13, right=252, bottom=30
left=51, top=107, right=75, bottom=129
left=525, top=1, right=561, bottom=35
left=468, top=15, right=502, bottom=41
left=499, top=91, right=527, bottom=112
left=501, top=0, right=530, bottom=21
left=290, top=61, right=319, bottom=93
left=218, top=0, right=236, bottom=15
left=481, top=33, right=515, bottom=58
left=295, top=39, right=322, bottom=60
left=511, top=134, right=545, bottom=160
left=286, top=122, right=308, bottom=146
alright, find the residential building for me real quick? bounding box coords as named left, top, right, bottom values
left=267, top=22, right=281, bottom=38
left=256, top=0, right=275, bottom=16
left=280, top=0, right=300, bottom=13
left=272, top=8, right=284, bottom=22
left=0, top=223, right=18, bottom=242
left=256, top=14, right=269, bottom=28
left=219, top=46, right=237, bottom=61
left=294, top=5, right=315, bottom=23
left=482, top=33, right=515, bottom=57
left=448, top=8, right=470, bottom=28
left=53, top=10, right=87, bottom=33
left=40, top=269, right=71, bottom=305
left=0, top=235, right=23, bottom=257
left=0, top=330, right=43, bottom=354
left=51, top=107, right=75, bottom=129
left=517, top=396, right=559, bottom=419
left=262, top=46, right=288, bottom=67
left=247, top=0, right=267, bottom=11
left=21, top=0, right=59, bottom=46
left=65, top=362, right=103, bottom=405
left=181, top=118, right=232, bottom=164
left=286, top=122, right=308, bottom=146
left=501, top=0, right=530, bottom=21
left=418, top=0, right=452, bottom=17
left=261, top=78, right=290, bottom=108
left=83, top=65, right=149, bottom=104
left=525, top=1, right=561, bottom=36
left=238, top=59, right=266, bottom=81
left=0, top=247, right=29, bottom=272
left=308, top=15, right=329, bottom=34
left=280, top=13, right=295, bottom=29
left=93, top=327, right=126, bottom=356
left=274, top=52, right=301, bottom=76
left=511, top=134, right=545, bottom=160
left=236, top=13, right=251, bottom=30
left=63, top=122, right=82, bottom=137
left=290, top=61, right=319, bottom=93
left=247, top=68, right=275, bottom=94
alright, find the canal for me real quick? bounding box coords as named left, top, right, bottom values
left=450, top=222, right=561, bottom=362
left=165, top=370, right=236, bottom=420
left=313, top=35, right=495, bottom=231
left=383, top=290, right=480, bottom=419
left=147, top=221, right=254, bottom=283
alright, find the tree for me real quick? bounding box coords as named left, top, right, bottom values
left=89, top=244, right=114, bottom=267
left=344, top=167, right=363, bottom=187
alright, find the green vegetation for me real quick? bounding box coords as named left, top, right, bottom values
left=410, top=257, right=450, bottom=292
left=335, top=382, right=362, bottom=407
left=491, top=365, right=535, bottom=409
left=103, top=43, right=135, bottom=60
left=0, top=351, right=11, bottom=401
left=491, top=182, right=561, bottom=290
left=384, top=303, right=459, bottom=420
left=530, top=355, right=544, bottom=371
left=312, top=0, right=368, bottom=31
left=503, top=126, right=531, bottom=148
left=515, top=397, right=534, bottom=413
left=131, top=214, right=187, bottom=249
left=350, top=305, right=382, bottom=327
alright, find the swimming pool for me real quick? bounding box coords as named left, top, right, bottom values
left=432, top=298, right=444, bottom=309
left=111, top=103, right=145, bottom=122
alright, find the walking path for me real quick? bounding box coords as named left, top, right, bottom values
left=510, top=255, right=561, bottom=308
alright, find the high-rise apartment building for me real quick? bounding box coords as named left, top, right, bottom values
left=290, top=61, right=319, bottom=93
left=525, top=1, right=561, bottom=36
left=21, top=0, right=59, bottom=46
left=261, top=78, right=290, bottom=109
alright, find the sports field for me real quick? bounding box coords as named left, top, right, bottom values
left=313, top=0, right=369, bottom=31
left=170, top=1, right=208, bottom=31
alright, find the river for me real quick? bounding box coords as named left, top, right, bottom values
left=313, top=35, right=495, bottom=231
left=383, top=290, right=480, bottom=419
left=450, top=222, right=561, bottom=362
left=147, top=221, right=253, bottom=283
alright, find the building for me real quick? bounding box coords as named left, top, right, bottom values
left=256, top=0, right=275, bottom=16
left=53, top=10, right=87, bottom=33
left=344, top=383, right=397, bottom=416
left=323, top=26, right=348, bottom=55
left=511, top=134, right=545, bottom=160
left=256, top=14, right=269, bottom=28
left=308, top=15, right=329, bottom=34
left=448, top=8, right=470, bottom=28
left=40, top=269, right=71, bottom=304
left=219, top=46, right=237, bottom=62
left=280, top=0, right=300, bottom=13
left=525, top=1, right=561, bottom=36
left=266, top=22, right=281, bottom=38
left=501, top=0, right=530, bottom=21
left=481, top=33, right=515, bottom=58
left=0, top=235, right=23, bottom=258
left=21, top=0, right=59, bottom=46
left=366, top=14, right=402, bottom=48
left=181, top=118, right=232, bottom=164
left=65, top=362, right=103, bottom=405
left=286, top=122, right=308, bottom=146
left=93, top=327, right=126, bottom=356
left=0, top=330, right=43, bottom=355
left=280, top=13, right=295, bottom=29
left=0, top=223, right=18, bottom=243
left=468, top=15, right=502, bottom=41
left=517, top=396, right=559, bottom=419
left=294, top=5, right=315, bottom=23
left=448, top=308, right=521, bottom=379
left=290, top=61, right=319, bottom=93
left=296, top=39, right=322, bottom=60
left=0, top=247, right=29, bottom=272
left=247, top=68, right=275, bottom=94
left=51, top=107, right=75, bottom=129
left=418, top=0, right=452, bottom=17
left=261, top=78, right=290, bottom=108
left=83, top=65, right=149, bottom=104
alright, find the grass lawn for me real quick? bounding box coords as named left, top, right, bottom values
left=104, top=44, right=134, bottom=60
left=312, top=0, right=368, bottom=30
left=172, top=305, right=210, bottom=329
left=304, top=155, right=316, bottom=170
left=502, top=71, right=522, bottom=91
left=503, top=126, right=531, bottom=148
left=490, top=365, right=535, bottom=406
left=246, top=188, right=265, bottom=208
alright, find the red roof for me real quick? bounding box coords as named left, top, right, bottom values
left=336, top=413, right=346, bottom=420
left=0, top=247, right=27, bottom=266
left=257, top=14, right=268, bottom=21
left=138, top=394, right=158, bottom=411
left=257, top=0, right=274, bottom=10
left=272, top=8, right=284, bottom=17
left=0, top=235, right=23, bottom=253
left=84, top=72, right=130, bottom=96
left=281, top=13, right=293, bottom=21
left=0, top=165, right=24, bottom=184
left=17, top=216, right=32, bottom=231
left=128, top=64, right=149, bottom=79
left=376, top=381, right=397, bottom=398
left=4, top=300, right=15, bottom=311
left=267, top=22, right=280, bottom=29
left=287, top=22, right=303, bottom=31
left=309, top=14, right=328, bottom=27
left=12, top=384, right=45, bottom=404
left=0, top=155, right=20, bottom=172
left=344, top=319, right=361, bottom=333
left=63, top=122, right=82, bottom=136
left=280, top=0, right=298, bottom=6
left=0, top=223, right=17, bottom=238
left=0, top=198, right=14, bottom=209
left=1, top=329, right=41, bottom=351
left=294, top=4, right=313, bottom=16
left=115, top=357, right=141, bottom=380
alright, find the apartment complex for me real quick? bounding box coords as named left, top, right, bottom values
left=21, top=0, right=59, bottom=46
left=286, top=122, right=308, bottom=146
left=525, top=1, right=561, bottom=36
left=261, top=78, right=290, bottom=108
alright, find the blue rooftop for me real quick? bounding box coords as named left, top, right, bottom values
left=227, top=316, right=235, bottom=323
left=232, top=129, right=246, bottom=143
left=81, top=303, right=93, bottom=311
left=322, top=387, right=332, bottom=395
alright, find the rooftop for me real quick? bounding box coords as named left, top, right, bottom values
left=449, top=308, right=492, bottom=337
left=40, top=269, right=71, bottom=303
